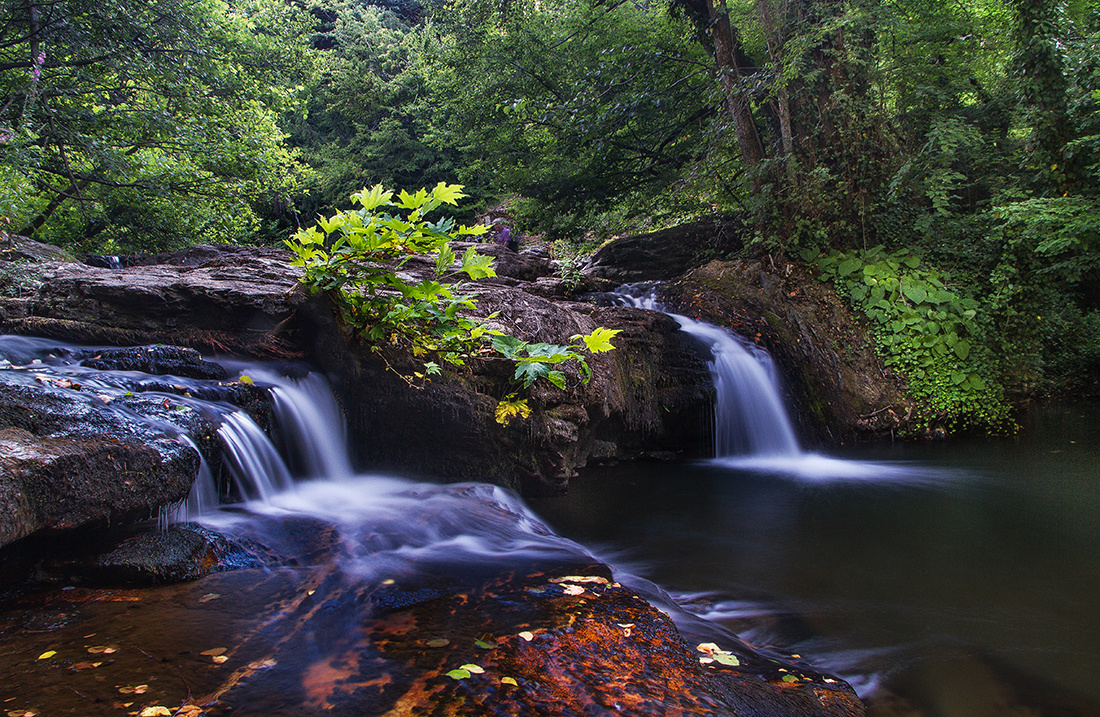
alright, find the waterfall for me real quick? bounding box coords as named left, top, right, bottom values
left=255, top=369, right=353, bottom=481
left=614, top=285, right=801, bottom=458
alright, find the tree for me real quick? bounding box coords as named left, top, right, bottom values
left=286, top=1, right=462, bottom=222
left=423, top=0, right=716, bottom=232
left=0, top=0, right=314, bottom=252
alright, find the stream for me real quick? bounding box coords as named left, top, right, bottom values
left=1, top=318, right=1098, bottom=715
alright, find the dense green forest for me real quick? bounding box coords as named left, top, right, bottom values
left=2, top=0, right=1099, bottom=426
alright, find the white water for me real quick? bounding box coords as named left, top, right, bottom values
left=614, top=285, right=800, bottom=457
left=612, top=285, right=944, bottom=483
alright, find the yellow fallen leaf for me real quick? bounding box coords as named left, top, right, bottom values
left=36, top=650, right=56, bottom=660
left=500, top=677, right=518, bottom=686
left=175, top=706, right=204, bottom=717
left=551, top=576, right=608, bottom=585
left=460, top=664, right=485, bottom=674
left=200, top=648, right=227, bottom=657
left=560, top=584, right=585, bottom=596
left=212, top=655, right=229, bottom=664
left=518, top=631, right=534, bottom=642
left=139, top=708, right=172, bottom=717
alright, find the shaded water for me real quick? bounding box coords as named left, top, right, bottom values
left=532, top=407, right=1100, bottom=716
left=2, top=333, right=1099, bottom=716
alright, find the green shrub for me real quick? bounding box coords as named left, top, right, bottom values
left=807, top=245, right=1012, bottom=433
left=285, top=183, right=617, bottom=393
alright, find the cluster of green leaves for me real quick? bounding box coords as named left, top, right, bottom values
left=491, top=327, right=619, bottom=390
left=286, top=183, right=618, bottom=395
left=286, top=182, right=493, bottom=374
left=808, top=245, right=1011, bottom=432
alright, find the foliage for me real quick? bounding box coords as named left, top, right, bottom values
left=286, top=1, right=464, bottom=220
left=286, top=182, right=495, bottom=373
left=809, top=245, right=1012, bottom=432
left=422, top=0, right=714, bottom=234
left=286, top=183, right=618, bottom=393
left=493, top=393, right=531, bottom=425
left=0, top=0, right=315, bottom=252
left=982, top=195, right=1100, bottom=395
left=491, top=326, right=620, bottom=390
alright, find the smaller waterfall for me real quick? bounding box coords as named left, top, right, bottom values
left=257, top=369, right=353, bottom=480
left=217, top=410, right=294, bottom=502
left=615, top=286, right=801, bottom=458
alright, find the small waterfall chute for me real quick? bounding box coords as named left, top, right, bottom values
left=613, top=284, right=800, bottom=459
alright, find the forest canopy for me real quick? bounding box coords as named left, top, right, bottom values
left=2, top=0, right=1099, bottom=408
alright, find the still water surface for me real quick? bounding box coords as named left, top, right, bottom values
left=533, top=403, right=1100, bottom=716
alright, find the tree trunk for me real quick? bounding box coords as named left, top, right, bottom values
left=703, top=0, right=766, bottom=169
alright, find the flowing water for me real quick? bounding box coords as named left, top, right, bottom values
left=1, top=330, right=1098, bottom=716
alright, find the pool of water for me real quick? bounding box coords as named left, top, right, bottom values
left=531, top=403, right=1100, bottom=716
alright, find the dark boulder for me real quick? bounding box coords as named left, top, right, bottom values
left=583, top=217, right=743, bottom=283
left=79, top=345, right=229, bottom=380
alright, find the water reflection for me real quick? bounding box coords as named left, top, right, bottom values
left=530, top=426, right=1100, bottom=716
left=708, top=453, right=964, bottom=485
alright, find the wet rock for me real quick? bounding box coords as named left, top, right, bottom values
left=87, top=525, right=265, bottom=585
left=583, top=217, right=744, bottom=283
left=92, top=527, right=217, bottom=583
left=79, top=345, right=229, bottom=380
left=0, top=381, right=209, bottom=548
left=0, top=426, right=197, bottom=549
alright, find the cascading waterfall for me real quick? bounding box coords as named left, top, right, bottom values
left=612, top=285, right=938, bottom=482
left=614, top=285, right=801, bottom=458
left=0, top=335, right=599, bottom=563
